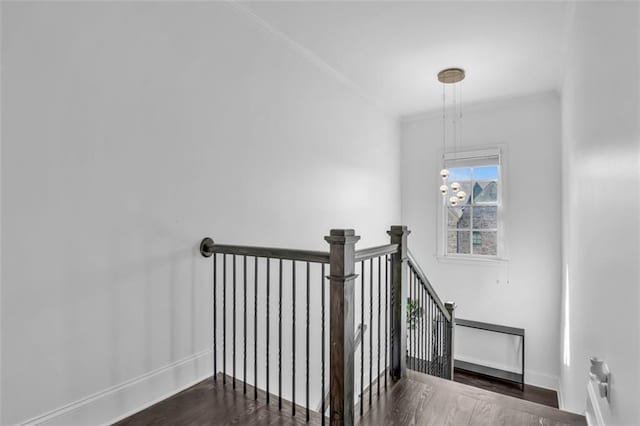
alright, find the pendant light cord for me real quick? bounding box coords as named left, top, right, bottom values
left=442, top=82, right=446, bottom=161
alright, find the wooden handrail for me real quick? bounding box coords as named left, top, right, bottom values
left=354, top=243, right=399, bottom=262
left=200, top=238, right=330, bottom=264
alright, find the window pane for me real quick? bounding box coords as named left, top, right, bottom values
left=447, top=206, right=470, bottom=229
left=471, top=231, right=497, bottom=255
left=447, top=231, right=470, bottom=254
left=473, top=166, right=498, bottom=180
left=472, top=181, right=498, bottom=204
left=447, top=167, right=471, bottom=182
left=472, top=206, right=497, bottom=229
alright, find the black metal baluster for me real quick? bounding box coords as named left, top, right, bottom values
left=408, top=267, right=413, bottom=370
left=449, top=317, right=452, bottom=379
left=213, top=253, right=217, bottom=382
left=321, top=263, right=326, bottom=426
left=254, top=257, right=258, bottom=400
left=450, top=318, right=453, bottom=379
left=278, top=259, right=283, bottom=410
left=377, top=256, right=381, bottom=397
left=440, top=310, right=443, bottom=378
left=431, top=298, right=435, bottom=376
left=369, top=258, right=373, bottom=406
left=292, top=260, right=296, bottom=416
left=413, top=271, right=421, bottom=371
left=266, top=258, right=270, bottom=403
left=428, top=296, right=432, bottom=376
left=438, top=310, right=442, bottom=377
left=414, top=270, right=418, bottom=370
left=305, top=262, right=310, bottom=422
left=243, top=256, right=247, bottom=394
left=416, top=277, right=420, bottom=372
left=223, top=254, right=227, bottom=384
left=233, top=255, right=236, bottom=389
left=360, top=260, right=364, bottom=416
left=440, top=311, right=446, bottom=378
left=416, top=276, right=420, bottom=372
left=425, top=294, right=429, bottom=375
left=418, top=279, right=422, bottom=373
left=384, top=255, right=388, bottom=390
left=420, top=286, right=427, bottom=373
left=420, top=281, right=427, bottom=373
left=428, top=296, right=432, bottom=375
left=435, top=305, right=439, bottom=377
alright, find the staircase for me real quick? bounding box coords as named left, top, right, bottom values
left=197, top=225, right=455, bottom=425
left=192, top=225, right=584, bottom=426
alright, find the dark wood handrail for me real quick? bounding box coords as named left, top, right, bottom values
left=407, top=250, right=451, bottom=322
left=354, top=243, right=399, bottom=262
left=200, top=238, right=330, bottom=263
left=201, top=240, right=401, bottom=265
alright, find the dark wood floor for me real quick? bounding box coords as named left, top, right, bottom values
left=454, top=368, right=559, bottom=409
left=115, top=373, right=323, bottom=425
left=116, top=371, right=585, bottom=425
left=358, top=370, right=585, bottom=425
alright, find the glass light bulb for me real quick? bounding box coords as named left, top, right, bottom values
left=451, top=182, right=461, bottom=192
left=456, top=190, right=466, bottom=201
left=439, top=184, right=448, bottom=195
left=449, top=196, right=458, bottom=206
left=440, top=169, right=449, bottom=180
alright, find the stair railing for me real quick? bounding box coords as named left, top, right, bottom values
left=407, top=250, right=456, bottom=380
left=200, top=225, right=454, bottom=426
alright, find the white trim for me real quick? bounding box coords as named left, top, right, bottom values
left=443, top=148, right=501, bottom=162
left=436, top=255, right=509, bottom=265
left=401, top=90, right=560, bottom=123
left=558, top=379, right=566, bottom=410
left=585, top=380, right=605, bottom=426
left=455, top=354, right=559, bottom=391
left=224, top=0, right=389, bottom=116
left=19, top=349, right=212, bottom=426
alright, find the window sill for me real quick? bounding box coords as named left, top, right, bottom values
left=435, top=255, right=509, bottom=265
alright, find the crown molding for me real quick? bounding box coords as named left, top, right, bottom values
left=400, top=89, right=560, bottom=123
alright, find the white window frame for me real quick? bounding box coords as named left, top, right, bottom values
left=436, top=147, right=508, bottom=263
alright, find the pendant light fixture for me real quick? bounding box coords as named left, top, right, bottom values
left=438, top=67, right=466, bottom=206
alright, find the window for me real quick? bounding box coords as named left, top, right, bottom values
left=442, top=149, right=501, bottom=258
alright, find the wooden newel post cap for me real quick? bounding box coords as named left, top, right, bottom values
left=324, top=229, right=360, bottom=245
left=387, top=225, right=411, bottom=237
left=445, top=302, right=457, bottom=314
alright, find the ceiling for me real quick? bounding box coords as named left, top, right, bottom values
left=241, top=1, right=570, bottom=117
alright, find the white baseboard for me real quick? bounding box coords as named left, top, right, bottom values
left=455, top=354, right=559, bottom=391
left=558, top=380, right=566, bottom=410
left=20, top=349, right=213, bottom=426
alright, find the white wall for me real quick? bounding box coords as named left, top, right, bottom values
left=401, top=92, right=562, bottom=390
left=0, top=2, right=399, bottom=424
left=560, top=2, right=640, bottom=423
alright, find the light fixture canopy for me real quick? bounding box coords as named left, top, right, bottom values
left=437, top=68, right=466, bottom=84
